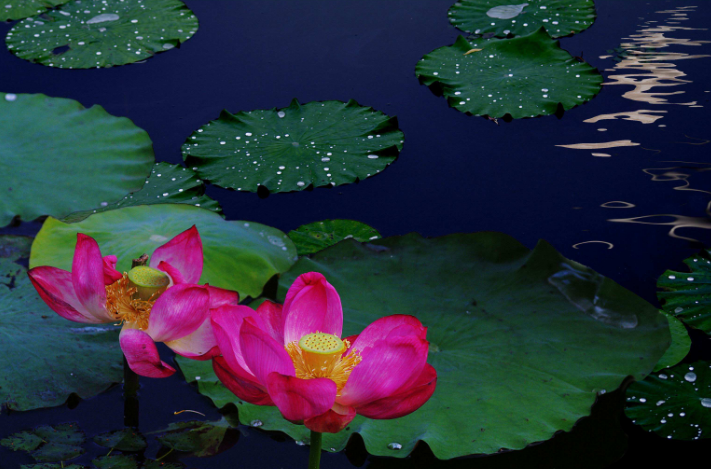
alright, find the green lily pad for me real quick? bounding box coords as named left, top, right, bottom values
left=181, top=99, right=404, bottom=194
left=0, top=257, right=122, bottom=411
left=63, top=163, right=221, bottom=223
left=447, top=0, right=596, bottom=38
left=93, top=455, right=137, bottom=469
left=93, top=429, right=147, bottom=452
left=626, top=361, right=711, bottom=440
left=0, top=1, right=70, bottom=22
left=178, top=232, right=668, bottom=459
left=2, top=423, right=85, bottom=462
left=152, top=419, right=234, bottom=457
left=21, top=465, right=85, bottom=469
left=288, top=219, right=381, bottom=255
left=658, top=251, right=711, bottom=334
left=0, top=92, right=154, bottom=228
left=30, top=204, right=296, bottom=299
left=654, top=311, right=691, bottom=372
left=143, top=462, right=184, bottom=469
left=5, top=0, right=198, bottom=69
left=415, top=29, right=603, bottom=119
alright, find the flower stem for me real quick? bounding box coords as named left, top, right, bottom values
left=123, top=356, right=140, bottom=428
left=308, top=431, right=323, bottom=469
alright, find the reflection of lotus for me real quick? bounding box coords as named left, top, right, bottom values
left=28, top=226, right=238, bottom=378
left=211, top=272, right=436, bottom=433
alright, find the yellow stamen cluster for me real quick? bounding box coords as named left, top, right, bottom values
left=285, top=332, right=362, bottom=395
left=105, top=274, right=156, bottom=330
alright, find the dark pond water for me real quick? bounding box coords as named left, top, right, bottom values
left=1, top=0, right=710, bottom=467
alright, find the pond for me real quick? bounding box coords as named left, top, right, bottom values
left=1, top=0, right=710, bottom=468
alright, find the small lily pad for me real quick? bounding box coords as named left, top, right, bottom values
left=1, top=432, right=44, bottom=452
left=0, top=1, right=71, bottom=22
left=415, top=28, right=602, bottom=119
left=658, top=251, right=711, bottom=334
left=447, top=0, right=596, bottom=38
left=654, top=311, right=691, bottom=372
left=143, top=462, right=184, bottom=469
left=3, top=423, right=85, bottom=463
left=21, top=464, right=85, bottom=469
left=288, top=219, right=381, bottom=255
left=0, top=257, right=122, bottom=411
left=152, top=419, right=234, bottom=457
left=93, top=429, right=147, bottom=452
left=63, top=163, right=221, bottom=223
left=182, top=99, right=404, bottom=194
left=30, top=204, right=296, bottom=299
left=178, top=232, right=669, bottom=459
left=0, top=93, right=154, bottom=228
left=6, top=0, right=198, bottom=68
left=93, top=455, right=138, bottom=469
left=626, top=361, right=711, bottom=440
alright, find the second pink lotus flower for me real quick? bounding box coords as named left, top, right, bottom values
left=211, top=272, right=437, bottom=433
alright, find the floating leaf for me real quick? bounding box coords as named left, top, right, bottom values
left=654, top=311, right=691, bottom=372
left=0, top=93, right=154, bottom=228
left=658, top=251, right=711, bottom=333
left=288, top=219, right=381, bottom=255
left=92, top=455, right=138, bottom=469
left=182, top=99, right=404, bottom=194
left=0, top=1, right=70, bottom=22
left=152, top=419, right=234, bottom=457
left=626, top=361, right=711, bottom=440
left=0, top=258, right=122, bottom=411
left=5, top=0, right=198, bottom=69
left=415, top=29, right=603, bottom=119
left=30, top=204, right=296, bottom=299
left=21, top=464, right=85, bottom=469
left=63, top=163, right=221, bottom=223
left=178, top=232, right=669, bottom=459
left=3, top=423, right=85, bottom=462
left=93, top=429, right=147, bottom=452
left=447, top=0, right=596, bottom=38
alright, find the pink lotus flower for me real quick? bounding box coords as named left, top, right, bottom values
left=28, top=226, right=239, bottom=378
left=211, top=272, right=437, bottom=433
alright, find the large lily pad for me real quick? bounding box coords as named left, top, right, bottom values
left=178, top=232, right=668, bottom=459
left=415, top=29, right=603, bottom=119
left=0, top=1, right=70, bottom=22
left=447, top=0, right=596, bottom=38
left=654, top=311, right=691, bottom=372
left=63, top=163, right=221, bottom=223
left=30, top=204, right=296, bottom=299
left=0, top=93, right=154, bottom=228
left=6, top=0, right=198, bottom=69
left=288, top=219, right=381, bottom=255
left=182, top=99, right=404, bottom=194
left=0, top=253, right=122, bottom=411
left=658, top=251, right=711, bottom=334
left=626, top=361, right=711, bottom=440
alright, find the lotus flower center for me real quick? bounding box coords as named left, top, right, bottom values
left=106, top=266, right=169, bottom=330
left=286, top=332, right=362, bottom=395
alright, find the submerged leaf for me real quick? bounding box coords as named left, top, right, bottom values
left=182, top=99, right=404, bottom=194
left=288, top=219, right=381, bottom=255
left=4, top=423, right=85, bottom=462
left=93, top=429, right=147, bottom=452
left=152, top=419, right=235, bottom=457
left=6, top=0, right=198, bottom=68
left=92, top=455, right=138, bottom=469
left=179, top=232, right=669, bottom=459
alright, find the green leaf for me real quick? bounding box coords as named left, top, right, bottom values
left=658, top=251, right=711, bottom=333
left=654, top=311, right=691, bottom=372
left=626, top=361, right=711, bottom=440
left=32, top=443, right=84, bottom=463
left=152, top=419, right=234, bottom=457
left=0, top=235, right=33, bottom=260
left=415, top=29, right=603, bottom=119
left=92, top=455, right=138, bottom=469
left=143, top=462, right=185, bottom=469
left=63, top=163, right=221, bottom=223
left=288, top=219, right=381, bottom=255
left=1, top=431, right=45, bottom=452
left=182, top=99, right=404, bottom=194
left=0, top=1, right=70, bottom=22
left=30, top=204, right=296, bottom=299
left=21, top=464, right=85, bottom=469
left=5, top=0, right=198, bottom=69
left=447, top=0, right=596, bottom=38
left=0, top=258, right=122, bottom=411
left=0, top=93, right=154, bottom=228
left=178, top=232, right=669, bottom=459
left=93, top=429, right=147, bottom=452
